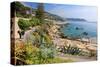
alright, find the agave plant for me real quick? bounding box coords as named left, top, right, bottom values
left=58, top=45, right=82, bottom=55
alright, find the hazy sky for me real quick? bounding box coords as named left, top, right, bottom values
left=22, top=2, right=97, bottom=21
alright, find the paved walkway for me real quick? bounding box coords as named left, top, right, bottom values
left=57, top=53, right=97, bottom=62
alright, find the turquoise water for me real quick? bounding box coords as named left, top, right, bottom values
left=61, top=20, right=97, bottom=39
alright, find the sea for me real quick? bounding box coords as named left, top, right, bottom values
left=61, top=20, right=97, bottom=40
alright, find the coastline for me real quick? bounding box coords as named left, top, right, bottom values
left=49, top=21, right=97, bottom=56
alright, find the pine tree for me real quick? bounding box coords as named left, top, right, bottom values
left=36, top=3, right=44, bottom=23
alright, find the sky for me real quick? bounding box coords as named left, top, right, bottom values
left=21, top=2, right=97, bottom=21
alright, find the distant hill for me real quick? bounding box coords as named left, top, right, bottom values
left=66, top=18, right=87, bottom=21
left=44, top=12, right=65, bottom=22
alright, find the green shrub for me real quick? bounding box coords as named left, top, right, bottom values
left=29, top=17, right=40, bottom=27
left=42, top=33, right=52, bottom=45
left=23, top=30, right=56, bottom=64
left=16, top=12, right=23, bottom=17
left=18, top=19, right=30, bottom=30
left=27, top=27, right=53, bottom=47
left=24, top=44, right=40, bottom=64
left=14, top=41, right=73, bottom=65
left=24, top=14, right=31, bottom=18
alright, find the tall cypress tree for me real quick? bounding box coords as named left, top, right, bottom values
left=36, top=3, right=44, bottom=23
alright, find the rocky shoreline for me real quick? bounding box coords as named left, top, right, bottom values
left=48, top=22, right=97, bottom=58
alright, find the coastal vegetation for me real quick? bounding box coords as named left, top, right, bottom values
left=13, top=2, right=73, bottom=65
left=59, top=45, right=82, bottom=55
left=11, top=2, right=97, bottom=65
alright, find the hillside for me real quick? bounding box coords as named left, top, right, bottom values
left=15, top=2, right=65, bottom=22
